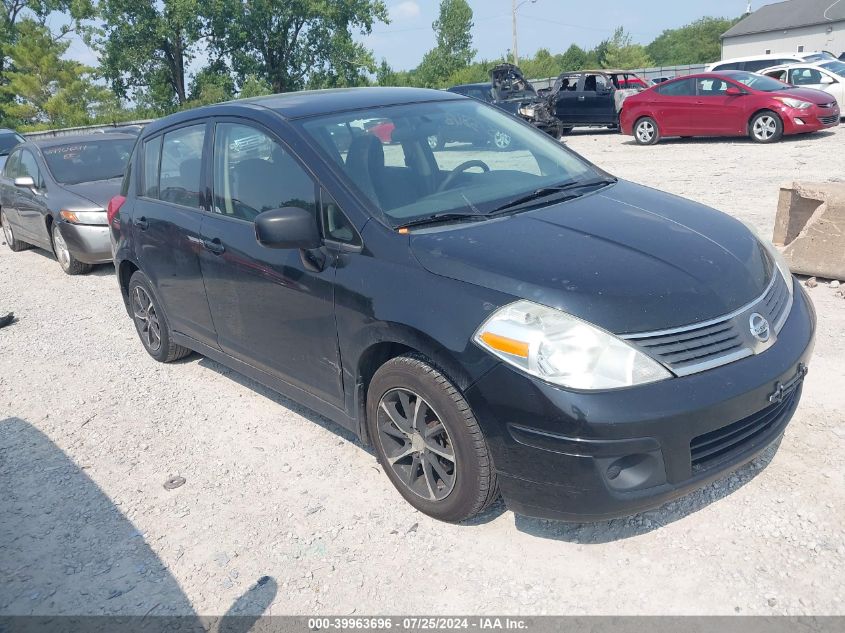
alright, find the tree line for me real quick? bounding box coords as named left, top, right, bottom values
left=0, top=0, right=741, bottom=131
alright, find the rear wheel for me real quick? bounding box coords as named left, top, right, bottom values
left=367, top=354, right=498, bottom=522
left=749, top=111, right=783, bottom=143
left=52, top=222, right=91, bottom=275
left=1, top=209, right=29, bottom=252
left=633, top=117, right=660, bottom=145
left=128, top=270, right=192, bottom=363
left=557, top=126, right=573, bottom=139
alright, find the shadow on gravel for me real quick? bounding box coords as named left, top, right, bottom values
left=513, top=437, right=781, bottom=544
left=0, top=417, right=275, bottom=624
left=19, top=247, right=115, bottom=277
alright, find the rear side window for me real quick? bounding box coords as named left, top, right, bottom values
left=212, top=122, right=317, bottom=222
left=143, top=136, right=162, bottom=198
left=159, top=125, right=205, bottom=209
left=713, top=62, right=741, bottom=72
left=657, top=78, right=695, bottom=96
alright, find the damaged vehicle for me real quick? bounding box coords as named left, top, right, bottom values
left=521, top=70, right=647, bottom=137
left=111, top=87, right=814, bottom=523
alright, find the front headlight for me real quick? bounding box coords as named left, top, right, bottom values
left=774, top=97, right=812, bottom=110
left=518, top=105, right=536, bottom=117
left=60, top=209, right=107, bottom=226
left=473, top=300, right=672, bottom=390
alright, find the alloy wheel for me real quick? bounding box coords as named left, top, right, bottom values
left=753, top=115, right=778, bottom=141
left=132, top=285, right=162, bottom=352
left=1, top=211, right=13, bottom=244
left=493, top=130, right=511, bottom=149
left=52, top=224, right=71, bottom=270
left=376, top=388, right=457, bottom=501
left=636, top=120, right=655, bottom=143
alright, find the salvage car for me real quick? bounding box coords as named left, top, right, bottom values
left=761, top=62, right=845, bottom=118
left=109, top=88, right=815, bottom=522
left=521, top=69, right=647, bottom=136
left=0, top=133, right=135, bottom=274
left=621, top=71, right=840, bottom=145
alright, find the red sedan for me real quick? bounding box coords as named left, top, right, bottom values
left=620, top=70, right=840, bottom=145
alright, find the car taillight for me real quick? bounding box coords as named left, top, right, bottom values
left=107, top=195, right=126, bottom=227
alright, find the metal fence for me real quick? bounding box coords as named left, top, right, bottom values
left=529, top=63, right=709, bottom=90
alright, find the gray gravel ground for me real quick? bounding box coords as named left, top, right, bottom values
left=1, top=125, right=844, bottom=617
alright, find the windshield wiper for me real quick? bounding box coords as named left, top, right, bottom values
left=395, top=211, right=486, bottom=231
left=488, top=177, right=616, bottom=216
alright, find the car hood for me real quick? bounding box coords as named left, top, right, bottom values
left=777, top=87, right=838, bottom=104
left=410, top=180, right=772, bottom=334
left=59, top=178, right=123, bottom=209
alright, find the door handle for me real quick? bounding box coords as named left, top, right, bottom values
left=578, top=96, right=586, bottom=101
left=202, top=238, right=225, bottom=255
left=133, top=216, right=149, bottom=230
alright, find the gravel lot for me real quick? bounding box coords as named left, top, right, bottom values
left=2, top=126, right=845, bottom=617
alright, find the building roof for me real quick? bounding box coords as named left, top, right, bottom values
left=723, top=0, right=845, bottom=39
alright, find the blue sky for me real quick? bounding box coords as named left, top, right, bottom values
left=56, top=0, right=781, bottom=72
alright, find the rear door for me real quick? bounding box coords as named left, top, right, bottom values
left=133, top=122, right=218, bottom=345
left=650, top=78, right=697, bottom=135
left=198, top=119, right=344, bottom=406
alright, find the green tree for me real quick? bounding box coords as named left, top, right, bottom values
left=239, top=74, right=272, bottom=98
left=94, top=0, right=203, bottom=109
left=416, top=0, right=475, bottom=87
left=205, top=0, right=388, bottom=94
left=1, top=19, right=111, bottom=128
left=646, top=17, right=741, bottom=66
left=602, top=27, right=652, bottom=70
left=187, top=60, right=235, bottom=105
left=556, top=44, right=588, bottom=71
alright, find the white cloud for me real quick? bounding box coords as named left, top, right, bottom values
left=390, top=1, right=421, bottom=21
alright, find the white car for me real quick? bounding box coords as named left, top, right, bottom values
left=760, top=61, right=845, bottom=118
left=706, top=51, right=837, bottom=73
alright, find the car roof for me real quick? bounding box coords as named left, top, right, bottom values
left=0, top=128, right=22, bottom=135
left=139, top=87, right=465, bottom=138
left=449, top=83, right=491, bottom=89
left=714, top=52, right=804, bottom=64
left=32, top=133, right=137, bottom=148
left=758, top=61, right=832, bottom=71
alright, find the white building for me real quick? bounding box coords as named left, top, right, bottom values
left=721, top=0, right=845, bottom=59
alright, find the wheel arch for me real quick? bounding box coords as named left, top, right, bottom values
left=118, top=258, right=140, bottom=312
left=747, top=108, right=782, bottom=134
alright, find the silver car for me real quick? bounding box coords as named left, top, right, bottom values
left=0, top=133, right=135, bottom=274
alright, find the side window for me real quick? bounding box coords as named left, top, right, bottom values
left=159, top=125, right=205, bottom=209
left=657, top=78, right=696, bottom=96
left=19, top=150, right=43, bottom=188
left=212, top=122, right=317, bottom=222
left=143, top=136, right=162, bottom=198
left=696, top=78, right=730, bottom=96
left=713, top=62, right=740, bottom=72
left=4, top=150, right=21, bottom=178
left=790, top=68, right=823, bottom=85
left=321, top=189, right=359, bottom=245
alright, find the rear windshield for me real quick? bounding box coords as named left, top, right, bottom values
left=42, top=139, right=135, bottom=184
left=0, top=132, right=23, bottom=155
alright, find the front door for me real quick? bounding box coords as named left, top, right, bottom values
left=694, top=77, right=746, bottom=135
left=577, top=75, right=616, bottom=124
left=198, top=120, right=343, bottom=406
left=14, top=149, right=50, bottom=245
left=133, top=122, right=218, bottom=345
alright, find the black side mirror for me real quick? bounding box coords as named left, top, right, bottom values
left=255, top=207, right=321, bottom=250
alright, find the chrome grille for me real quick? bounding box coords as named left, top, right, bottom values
left=623, top=273, right=792, bottom=376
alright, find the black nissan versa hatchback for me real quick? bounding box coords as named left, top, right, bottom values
left=109, top=87, right=815, bottom=522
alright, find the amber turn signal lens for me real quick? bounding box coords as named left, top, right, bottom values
left=478, top=332, right=529, bottom=358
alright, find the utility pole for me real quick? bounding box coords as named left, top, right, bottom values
left=512, top=0, right=537, bottom=66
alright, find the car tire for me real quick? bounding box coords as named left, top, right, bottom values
left=633, top=117, right=660, bottom=145
left=1, top=209, right=30, bottom=252
left=749, top=111, right=783, bottom=143
left=51, top=222, right=92, bottom=275
left=128, top=270, right=192, bottom=363
left=366, top=354, right=498, bottom=522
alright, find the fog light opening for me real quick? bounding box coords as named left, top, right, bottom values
left=600, top=451, right=667, bottom=492
left=794, top=118, right=805, bottom=125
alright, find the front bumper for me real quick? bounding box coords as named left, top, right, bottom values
left=464, top=281, right=816, bottom=521
left=57, top=221, right=112, bottom=265
left=782, top=103, right=840, bottom=134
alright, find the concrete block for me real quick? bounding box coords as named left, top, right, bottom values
left=773, top=181, right=845, bottom=280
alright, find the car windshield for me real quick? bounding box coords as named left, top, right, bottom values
left=42, top=139, right=135, bottom=184
left=820, top=60, right=845, bottom=77
left=727, top=71, right=790, bottom=91
left=298, top=99, right=602, bottom=226
left=0, top=133, right=23, bottom=156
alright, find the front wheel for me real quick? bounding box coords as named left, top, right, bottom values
left=366, top=355, right=498, bottom=522
left=750, top=111, right=783, bottom=143
left=633, top=117, right=660, bottom=145
left=52, top=222, right=91, bottom=275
